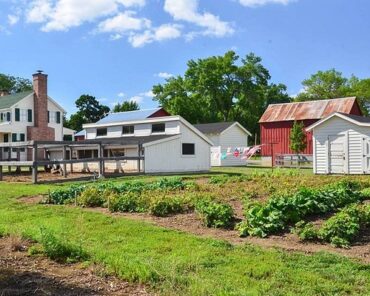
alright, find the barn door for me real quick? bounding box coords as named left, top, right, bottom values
left=328, top=135, right=346, bottom=174
left=362, top=137, right=370, bottom=174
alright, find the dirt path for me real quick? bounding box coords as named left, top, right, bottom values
left=19, top=195, right=370, bottom=264
left=0, top=236, right=151, bottom=296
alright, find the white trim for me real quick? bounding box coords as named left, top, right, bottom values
left=47, top=96, right=66, bottom=113
left=143, top=135, right=181, bottom=147
left=221, top=122, right=252, bottom=137
left=179, top=116, right=214, bottom=146
left=306, top=112, right=370, bottom=132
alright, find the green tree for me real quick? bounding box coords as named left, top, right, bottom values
left=64, top=95, right=110, bottom=131
left=0, top=74, right=32, bottom=93
left=153, top=51, right=290, bottom=138
left=113, top=101, right=139, bottom=112
left=290, top=121, right=307, bottom=154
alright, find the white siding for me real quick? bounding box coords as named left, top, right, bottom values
left=313, top=116, right=370, bottom=174
left=220, top=125, right=249, bottom=166
left=48, top=99, right=64, bottom=141
left=144, top=122, right=210, bottom=173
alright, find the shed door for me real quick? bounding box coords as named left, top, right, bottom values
left=328, top=135, right=346, bottom=174
left=363, top=137, right=370, bottom=174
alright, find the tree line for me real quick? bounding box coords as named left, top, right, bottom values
left=2, top=51, right=370, bottom=136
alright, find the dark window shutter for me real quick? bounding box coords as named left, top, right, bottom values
left=4, top=134, right=9, bottom=143
left=15, top=108, right=20, bottom=121
left=6, top=112, right=11, bottom=122
left=56, top=111, right=61, bottom=124
left=20, top=133, right=25, bottom=142
left=28, top=109, right=32, bottom=122
left=0, top=113, right=3, bottom=121
left=48, top=111, right=50, bottom=123
left=12, top=133, right=17, bottom=142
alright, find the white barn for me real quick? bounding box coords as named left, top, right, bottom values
left=194, top=122, right=251, bottom=166
left=68, top=109, right=213, bottom=174
left=307, top=112, right=370, bottom=174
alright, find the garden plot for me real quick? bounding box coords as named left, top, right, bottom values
left=38, top=171, right=370, bottom=263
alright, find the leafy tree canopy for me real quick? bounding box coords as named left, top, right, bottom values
left=113, top=101, right=139, bottom=113
left=0, top=74, right=32, bottom=93
left=152, top=51, right=290, bottom=138
left=64, top=95, right=110, bottom=131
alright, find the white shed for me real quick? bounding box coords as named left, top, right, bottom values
left=194, top=122, right=251, bottom=166
left=307, top=112, right=370, bottom=174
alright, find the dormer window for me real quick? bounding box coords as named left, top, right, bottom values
left=152, top=123, right=165, bottom=133
left=122, top=125, right=134, bottom=135
left=97, top=128, right=107, bottom=137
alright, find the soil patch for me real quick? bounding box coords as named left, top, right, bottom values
left=0, top=236, right=150, bottom=296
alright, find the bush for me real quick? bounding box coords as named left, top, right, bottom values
left=360, top=187, right=370, bottom=200
left=237, top=181, right=362, bottom=238
left=109, top=192, right=147, bottom=213
left=77, top=187, right=106, bottom=207
left=195, top=199, right=234, bottom=228
left=40, top=228, right=89, bottom=263
left=47, top=185, right=85, bottom=205
left=318, top=204, right=367, bottom=248
left=292, top=221, right=319, bottom=241
left=149, top=196, right=188, bottom=217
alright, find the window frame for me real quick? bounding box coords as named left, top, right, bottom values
left=182, top=143, right=195, bottom=157
left=151, top=123, right=166, bottom=134
left=122, top=125, right=135, bottom=136
left=96, top=127, right=108, bottom=137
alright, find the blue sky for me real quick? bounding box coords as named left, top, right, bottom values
left=1, top=0, right=370, bottom=116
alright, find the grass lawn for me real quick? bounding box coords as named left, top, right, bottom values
left=0, top=168, right=369, bottom=296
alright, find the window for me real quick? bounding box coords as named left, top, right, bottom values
left=152, top=123, right=165, bottom=133
left=15, top=109, right=31, bottom=122
left=1, top=112, right=11, bottom=122
left=96, top=128, right=107, bottom=137
left=122, top=125, right=134, bottom=135
left=182, top=143, right=195, bottom=155
left=3, top=134, right=9, bottom=143
left=49, top=111, right=56, bottom=123
left=20, top=109, right=27, bottom=122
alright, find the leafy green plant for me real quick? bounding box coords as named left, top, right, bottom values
left=149, top=195, right=188, bottom=217
left=318, top=204, right=368, bottom=248
left=292, top=221, right=318, bottom=241
left=237, top=181, right=362, bottom=237
left=195, top=199, right=234, bottom=228
left=47, top=185, right=85, bottom=204
left=109, top=192, right=148, bottom=213
left=39, top=228, right=89, bottom=263
left=77, top=187, right=106, bottom=207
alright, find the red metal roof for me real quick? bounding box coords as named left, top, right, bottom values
left=259, top=97, right=359, bottom=123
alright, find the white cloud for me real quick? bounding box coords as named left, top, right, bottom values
left=139, top=90, right=154, bottom=97
left=129, top=95, right=143, bottom=104
left=239, top=0, right=296, bottom=7
left=128, top=23, right=181, bottom=47
left=97, top=11, right=151, bottom=34
left=8, top=14, right=20, bottom=26
left=164, top=0, right=233, bottom=37
left=26, top=0, right=146, bottom=32
left=118, top=92, right=125, bottom=98
left=156, top=72, right=173, bottom=79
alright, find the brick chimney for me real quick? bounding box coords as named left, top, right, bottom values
left=27, top=71, right=55, bottom=142
left=0, top=90, right=9, bottom=97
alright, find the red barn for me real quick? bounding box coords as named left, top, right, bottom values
left=259, top=97, right=362, bottom=156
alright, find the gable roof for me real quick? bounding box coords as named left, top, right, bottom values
left=306, top=112, right=370, bottom=131
left=259, top=97, right=359, bottom=123
left=0, top=91, right=33, bottom=110
left=194, top=121, right=252, bottom=136
left=96, top=108, right=165, bottom=125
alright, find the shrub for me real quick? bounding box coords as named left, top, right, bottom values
left=149, top=195, right=187, bottom=217
left=40, top=228, right=89, bottom=263
left=195, top=199, right=234, bottom=228
left=292, top=221, right=319, bottom=241
left=360, top=187, right=370, bottom=200
left=77, top=187, right=106, bottom=207
left=237, top=181, right=362, bottom=238
left=318, top=204, right=367, bottom=248
left=109, top=192, right=147, bottom=213
left=47, top=185, right=85, bottom=205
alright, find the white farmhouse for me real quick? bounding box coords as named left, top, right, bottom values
left=307, top=112, right=370, bottom=174
left=0, top=72, right=65, bottom=161
left=73, top=109, right=213, bottom=173
left=194, top=122, right=251, bottom=166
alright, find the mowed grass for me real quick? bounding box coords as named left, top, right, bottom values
left=0, top=169, right=369, bottom=295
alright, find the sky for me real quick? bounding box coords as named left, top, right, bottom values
left=1, top=0, right=370, bottom=116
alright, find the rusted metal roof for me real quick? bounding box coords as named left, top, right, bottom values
left=259, top=97, right=359, bottom=123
